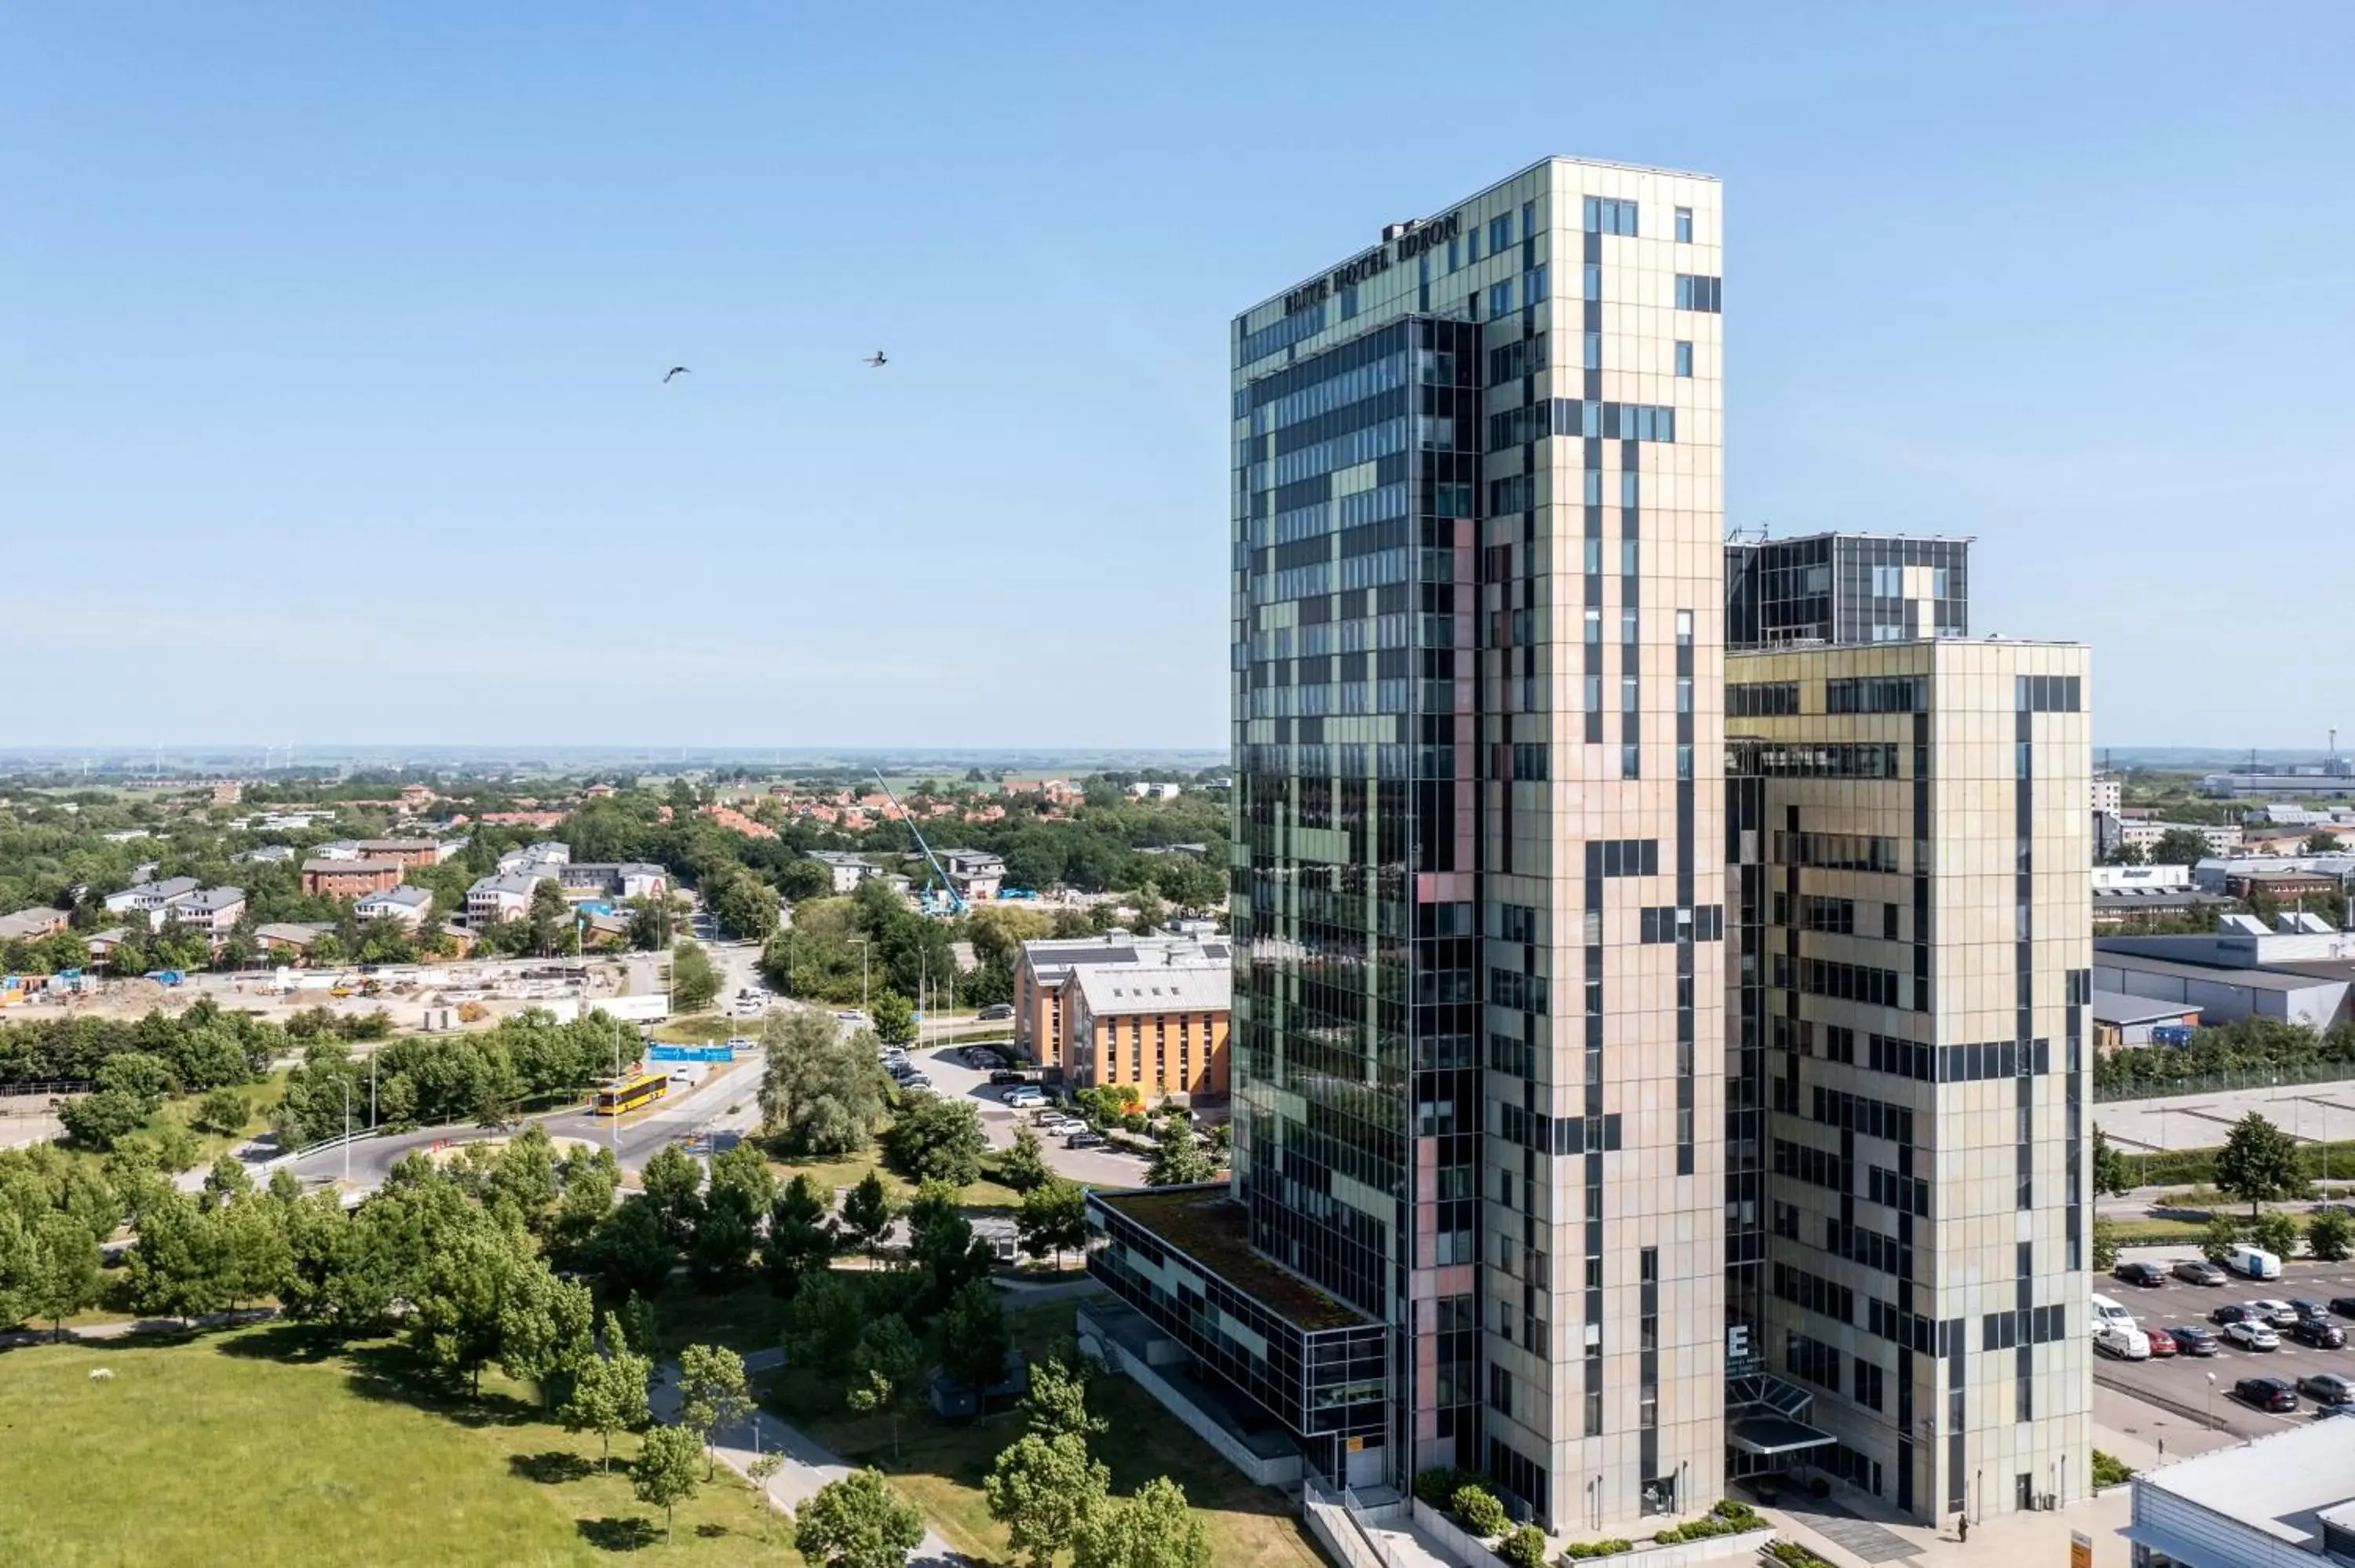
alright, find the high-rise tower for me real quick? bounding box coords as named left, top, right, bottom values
left=1089, top=155, right=1729, bottom=1532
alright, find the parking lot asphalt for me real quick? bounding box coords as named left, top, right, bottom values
left=871, top=1033, right=1159, bottom=1190
left=2093, top=1257, right=2355, bottom=1438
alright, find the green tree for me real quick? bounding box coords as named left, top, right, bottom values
left=26, top=1213, right=100, bottom=1340
left=758, top=1010, right=888, bottom=1157
left=885, top=1096, right=988, bottom=1188
left=2090, top=1215, right=2120, bottom=1273
left=202, top=1152, right=254, bottom=1211
left=1020, top=1347, right=1108, bottom=1442
left=713, top=873, right=781, bottom=943
left=2200, top=1212, right=2245, bottom=1264
left=195, top=1088, right=250, bottom=1137
left=2151, top=828, right=2213, bottom=867
left=907, top=1182, right=994, bottom=1311
left=2091, top=1125, right=2134, bottom=1198
left=999, top=1125, right=1050, bottom=1194
left=1017, top=1176, right=1087, bottom=1269
left=1144, top=1122, right=1214, bottom=1187
left=678, top=1342, right=754, bottom=1479
left=124, top=1188, right=229, bottom=1326
left=871, top=990, right=917, bottom=1048
left=562, top=1312, right=653, bottom=1470
left=2308, top=833, right=2346, bottom=854
left=1073, top=1475, right=1211, bottom=1568
left=845, top=1313, right=925, bottom=1457
left=2217, top=1112, right=2307, bottom=1214
left=783, top=1269, right=867, bottom=1377
left=670, top=940, right=723, bottom=1013
left=746, top=1450, right=787, bottom=1541
left=840, top=1172, right=897, bottom=1264
left=794, top=1468, right=926, bottom=1568
left=632, top=1424, right=703, bottom=1544
left=2252, top=1207, right=2305, bottom=1262
left=987, top=1431, right=1111, bottom=1568
left=2309, top=1206, right=2355, bottom=1263
left=498, top=1264, right=594, bottom=1408
left=640, top=1143, right=706, bottom=1246
left=584, top=1195, right=677, bottom=1301
left=214, top=1189, right=290, bottom=1309
left=763, top=1174, right=839, bottom=1298
left=59, top=1088, right=151, bottom=1152
left=408, top=1214, right=533, bottom=1395
left=937, top=1278, right=1011, bottom=1397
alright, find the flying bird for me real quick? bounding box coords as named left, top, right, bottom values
left=864, top=351, right=887, bottom=367
left=663, top=366, right=690, bottom=383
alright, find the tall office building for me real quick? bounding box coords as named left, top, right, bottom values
left=1088, top=155, right=1729, bottom=1531
left=1725, top=538, right=2093, bottom=1523
left=1082, top=154, right=2090, bottom=1541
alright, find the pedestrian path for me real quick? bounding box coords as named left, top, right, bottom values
left=650, top=1348, right=968, bottom=1566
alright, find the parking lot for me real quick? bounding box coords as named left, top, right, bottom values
left=2094, top=1253, right=2355, bottom=1437
left=828, top=1016, right=1160, bottom=1189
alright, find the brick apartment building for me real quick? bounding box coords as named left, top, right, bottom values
left=301, top=858, right=407, bottom=898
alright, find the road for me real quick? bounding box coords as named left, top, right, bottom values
left=2090, top=1254, right=2355, bottom=1439
left=283, top=1044, right=768, bottom=1192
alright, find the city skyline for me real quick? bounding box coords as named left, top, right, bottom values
left=5, top=5, right=2353, bottom=747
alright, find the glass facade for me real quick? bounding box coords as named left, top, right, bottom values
left=1726, top=534, right=1970, bottom=651
left=1728, top=629, right=2093, bottom=1524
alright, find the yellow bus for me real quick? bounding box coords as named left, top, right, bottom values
left=593, top=1070, right=670, bottom=1117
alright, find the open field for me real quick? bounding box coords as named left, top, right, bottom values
left=0, top=1300, right=1327, bottom=1568
left=0, top=1327, right=801, bottom=1566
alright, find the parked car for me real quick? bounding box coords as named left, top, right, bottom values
left=1065, top=1131, right=1107, bottom=1149
left=2252, top=1299, right=2302, bottom=1329
left=2228, top=1244, right=2284, bottom=1280
left=989, top=1070, right=1029, bottom=1086
left=900, top=1072, right=933, bottom=1091
left=2211, top=1303, right=2258, bottom=1327
left=2236, top=1377, right=2298, bottom=1413
left=2096, top=1324, right=2152, bottom=1360
left=2113, top=1262, right=2167, bottom=1289
left=2292, top=1317, right=2347, bottom=1349
left=2225, top=1320, right=2282, bottom=1351
left=2174, top=1260, right=2229, bottom=1285
left=2331, top=1296, right=2355, bottom=1319
left=2320, top=1402, right=2355, bottom=1421
left=2145, top=1327, right=2178, bottom=1357
left=834, top=1010, right=867, bottom=1024
left=2291, top=1299, right=2331, bottom=1322
left=1005, top=1090, right=1047, bottom=1109
left=2298, top=1373, right=2355, bottom=1409
left=977, top=1003, right=1014, bottom=1021
left=2167, top=1325, right=2218, bottom=1356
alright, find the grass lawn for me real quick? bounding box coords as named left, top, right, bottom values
left=761, top=1298, right=1324, bottom=1568
left=769, top=1147, right=1024, bottom=1216
left=0, top=1326, right=803, bottom=1567
left=648, top=1014, right=732, bottom=1045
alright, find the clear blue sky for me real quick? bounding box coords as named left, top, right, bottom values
left=5, top=3, right=2350, bottom=750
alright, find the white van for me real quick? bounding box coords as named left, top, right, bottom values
left=2228, top=1243, right=2283, bottom=1280
left=2090, top=1292, right=2137, bottom=1334
left=2095, top=1322, right=2152, bottom=1360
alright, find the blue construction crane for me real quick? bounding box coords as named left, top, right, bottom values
left=872, top=771, right=966, bottom=916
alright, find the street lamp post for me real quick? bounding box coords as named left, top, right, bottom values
left=850, top=937, right=870, bottom=1013
left=341, top=1077, right=350, bottom=1184
left=2206, top=1371, right=2218, bottom=1431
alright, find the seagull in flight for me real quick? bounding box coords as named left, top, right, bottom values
left=662, top=366, right=690, bottom=383
left=864, top=351, right=887, bottom=368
